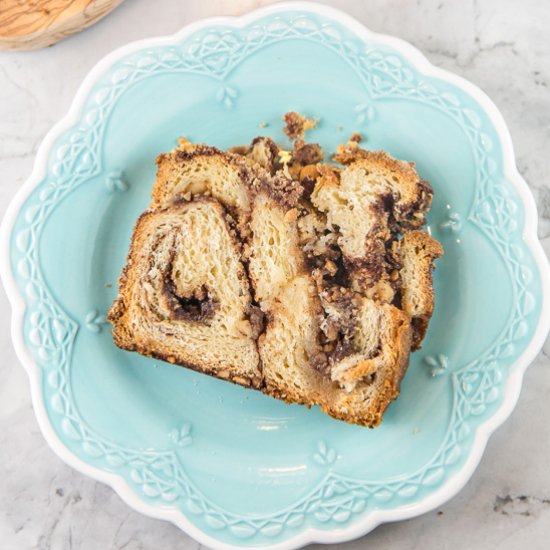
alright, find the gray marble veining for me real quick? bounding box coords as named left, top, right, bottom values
left=0, top=1, right=549, bottom=549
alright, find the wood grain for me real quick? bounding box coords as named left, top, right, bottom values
left=0, top=0, right=124, bottom=50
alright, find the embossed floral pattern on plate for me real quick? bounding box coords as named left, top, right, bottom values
left=1, top=3, right=549, bottom=550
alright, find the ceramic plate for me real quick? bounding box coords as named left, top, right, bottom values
left=2, top=3, right=549, bottom=549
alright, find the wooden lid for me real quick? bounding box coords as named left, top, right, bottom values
left=0, top=0, right=124, bottom=51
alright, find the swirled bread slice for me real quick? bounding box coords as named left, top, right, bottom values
left=108, top=198, right=261, bottom=386
left=109, top=120, right=443, bottom=427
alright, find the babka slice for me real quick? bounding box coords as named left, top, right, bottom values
left=109, top=116, right=443, bottom=427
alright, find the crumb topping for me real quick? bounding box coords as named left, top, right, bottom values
left=283, top=111, right=318, bottom=140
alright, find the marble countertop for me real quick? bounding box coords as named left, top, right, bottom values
left=1, top=1, right=549, bottom=549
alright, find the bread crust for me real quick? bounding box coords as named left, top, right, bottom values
left=394, top=230, right=444, bottom=349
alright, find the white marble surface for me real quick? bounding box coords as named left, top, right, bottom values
left=1, top=0, right=549, bottom=549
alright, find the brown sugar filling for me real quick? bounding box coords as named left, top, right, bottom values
left=162, top=279, right=218, bottom=322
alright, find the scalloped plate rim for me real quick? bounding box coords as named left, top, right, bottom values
left=1, top=2, right=549, bottom=549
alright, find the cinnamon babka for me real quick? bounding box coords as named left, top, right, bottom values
left=108, top=114, right=443, bottom=427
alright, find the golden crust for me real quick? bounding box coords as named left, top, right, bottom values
left=394, top=230, right=444, bottom=349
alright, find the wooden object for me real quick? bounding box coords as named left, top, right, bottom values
left=0, top=0, right=124, bottom=51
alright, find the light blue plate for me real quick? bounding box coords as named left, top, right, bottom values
left=2, top=3, right=549, bottom=549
